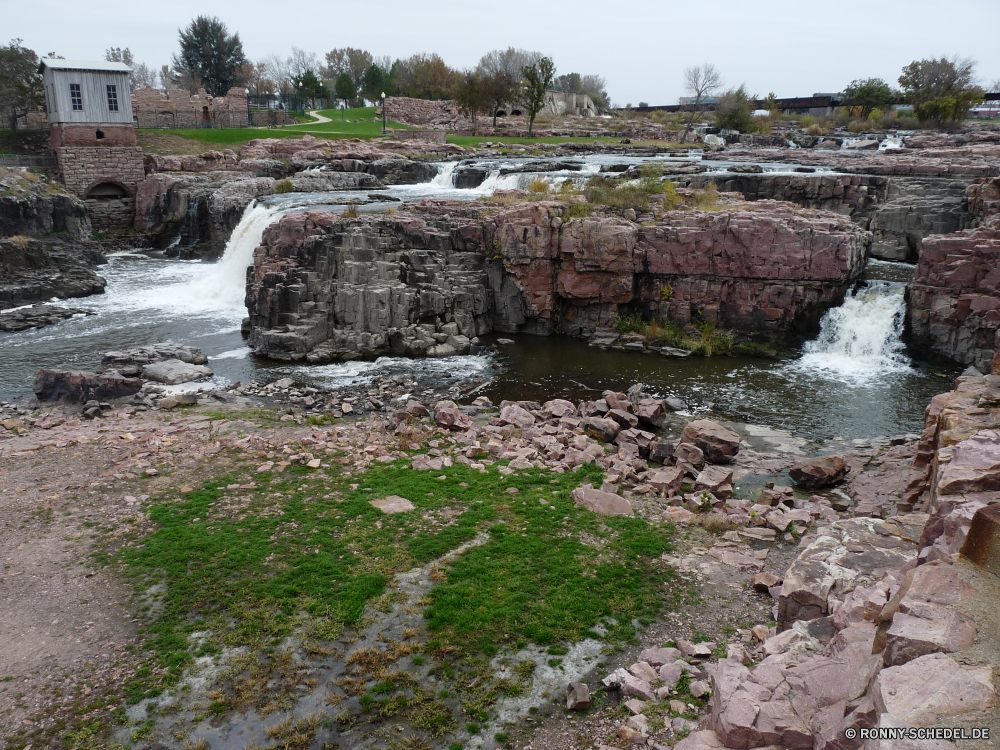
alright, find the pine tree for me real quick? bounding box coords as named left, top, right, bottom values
left=173, top=16, right=248, bottom=96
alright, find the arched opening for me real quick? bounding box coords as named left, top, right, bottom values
left=510, top=108, right=523, bottom=116
left=495, top=110, right=507, bottom=117
left=86, top=182, right=128, bottom=200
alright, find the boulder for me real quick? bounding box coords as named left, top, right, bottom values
left=434, top=400, right=472, bottom=431
left=585, top=416, right=621, bottom=443
left=499, top=404, right=535, bottom=428
left=695, top=465, right=734, bottom=494
left=884, top=609, right=976, bottom=666
left=370, top=496, right=415, bottom=514
left=541, top=398, right=577, bottom=418
left=566, top=681, right=592, bottom=710
left=681, top=420, right=741, bottom=463
left=649, top=438, right=675, bottom=464
left=635, top=398, right=668, bottom=428
left=872, top=653, right=995, bottom=726
left=638, top=646, right=682, bottom=667
left=101, top=342, right=208, bottom=376
left=674, top=441, right=706, bottom=469
left=141, top=359, right=213, bottom=385
left=789, top=455, right=849, bottom=488
left=571, top=485, right=633, bottom=516
left=33, top=369, right=143, bottom=403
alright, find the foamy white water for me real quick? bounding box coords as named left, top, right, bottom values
left=792, top=283, right=910, bottom=381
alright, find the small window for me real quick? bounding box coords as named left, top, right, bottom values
left=106, top=84, right=119, bottom=112
left=70, top=83, right=82, bottom=111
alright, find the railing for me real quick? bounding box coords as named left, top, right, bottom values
left=0, top=154, right=57, bottom=169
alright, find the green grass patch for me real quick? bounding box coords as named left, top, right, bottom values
left=283, top=106, right=413, bottom=137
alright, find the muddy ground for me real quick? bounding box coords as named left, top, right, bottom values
left=0, top=397, right=905, bottom=750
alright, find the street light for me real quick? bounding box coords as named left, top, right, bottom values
left=382, top=92, right=386, bottom=134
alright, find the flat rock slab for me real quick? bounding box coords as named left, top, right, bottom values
left=873, top=652, right=996, bottom=726
left=369, top=495, right=415, bottom=514
left=572, top=485, right=633, bottom=516
left=789, top=455, right=849, bottom=488
left=141, top=359, right=213, bottom=385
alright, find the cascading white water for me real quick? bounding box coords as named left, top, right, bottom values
left=794, top=282, right=910, bottom=379
left=135, top=201, right=285, bottom=320
left=430, top=161, right=458, bottom=187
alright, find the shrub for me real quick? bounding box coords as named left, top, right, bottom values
left=527, top=178, right=549, bottom=194
left=714, top=85, right=754, bottom=132
left=613, top=311, right=645, bottom=335
left=562, top=202, right=595, bottom=219
left=848, top=120, right=868, bottom=133
left=273, top=178, right=294, bottom=194
left=341, top=205, right=359, bottom=219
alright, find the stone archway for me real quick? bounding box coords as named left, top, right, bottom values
left=85, top=181, right=130, bottom=200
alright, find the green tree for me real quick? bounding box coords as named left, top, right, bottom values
left=172, top=16, right=248, bottom=96
left=0, top=39, right=42, bottom=131
left=292, top=69, right=328, bottom=108
left=361, top=63, right=390, bottom=105
left=841, top=78, right=894, bottom=119
left=715, top=85, right=755, bottom=132
left=454, top=70, right=490, bottom=134
left=898, top=57, right=984, bottom=124
left=334, top=72, right=356, bottom=119
left=520, top=56, right=555, bottom=137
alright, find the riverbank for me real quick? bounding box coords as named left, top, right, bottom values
left=2, top=346, right=997, bottom=749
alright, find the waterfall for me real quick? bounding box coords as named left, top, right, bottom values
left=140, top=201, right=285, bottom=319
left=430, top=161, right=459, bottom=187
left=793, top=282, right=911, bottom=379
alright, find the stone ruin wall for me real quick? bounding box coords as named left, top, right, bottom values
left=131, top=87, right=249, bottom=129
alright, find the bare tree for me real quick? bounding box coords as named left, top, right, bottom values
left=681, top=63, right=721, bottom=143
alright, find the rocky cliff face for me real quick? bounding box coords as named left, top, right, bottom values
left=0, top=237, right=106, bottom=307
left=907, top=220, right=1000, bottom=371
left=676, top=173, right=973, bottom=261
left=246, top=198, right=869, bottom=362
left=0, top=191, right=92, bottom=241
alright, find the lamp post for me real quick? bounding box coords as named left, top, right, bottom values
left=382, top=92, right=386, bottom=134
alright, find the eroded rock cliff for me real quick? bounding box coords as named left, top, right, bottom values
left=245, top=198, right=870, bottom=362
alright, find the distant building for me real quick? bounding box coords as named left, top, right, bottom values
left=545, top=91, right=596, bottom=117
left=39, top=58, right=144, bottom=229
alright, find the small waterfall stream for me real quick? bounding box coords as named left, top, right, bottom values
left=793, top=281, right=910, bottom=379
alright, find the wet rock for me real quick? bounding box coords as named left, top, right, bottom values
left=33, top=369, right=143, bottom=403
left=0, top=303, right=90, bottom=332
left=0, top=237, right=105, bottom=308
left=681, top=420, right=741, bottom=463
left=101, top=342, right=209, bottom=376
left=566, top=681, right=592, bottom=710
left=789, top=455, right=849, bottom=488
left=571, top=485, right=633, bottom=516
left=141, top=359, right=214, bottom=385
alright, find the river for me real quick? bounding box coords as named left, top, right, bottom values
left=0, top=156, right=956, bottom=440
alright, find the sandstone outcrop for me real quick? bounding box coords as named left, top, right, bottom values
left=789, top=455, right=849, bottom=488
left=907, top=222, right=1000, bottom=371
left=0, top=169, right=92, bottom=240
left=245, top=198, right=869, bottom=362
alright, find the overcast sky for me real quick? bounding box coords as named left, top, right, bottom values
left=11, top=0, right=1000, bottom=104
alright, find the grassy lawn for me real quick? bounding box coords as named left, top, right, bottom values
left=283, top=106, right=413, bottom=137
left=112, top=441, right=677, bottom=739
left=446, top=135, right=691, bottom=148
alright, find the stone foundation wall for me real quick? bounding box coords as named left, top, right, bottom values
left=85, top=197, right=135, bottom=230
left=56, top=146, right=145, bottom=230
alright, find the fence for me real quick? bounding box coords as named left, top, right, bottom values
left=0, top=154, right=57, bottom=169
left=247, top=94, right=306, bottom=115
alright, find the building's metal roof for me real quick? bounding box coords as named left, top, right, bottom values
left=39, top=58, right=132, bottom=73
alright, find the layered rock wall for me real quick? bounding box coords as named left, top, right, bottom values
left=0, top=192, right=91, bottom=241
left=907, top=222, right=1000, bottom=370
left=245, top=199, right=870, bottom=362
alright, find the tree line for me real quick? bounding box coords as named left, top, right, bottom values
left=677, top=57, right=994, bottom=135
